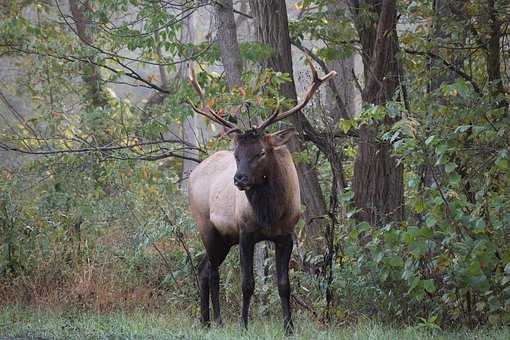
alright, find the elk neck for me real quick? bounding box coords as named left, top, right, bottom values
left=244, top=149, right=289, bottom=229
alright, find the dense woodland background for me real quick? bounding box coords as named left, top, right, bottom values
left=0, top=0, right=509, bottom=331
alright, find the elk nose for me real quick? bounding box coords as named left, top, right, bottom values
left=234, top=173, right=248, bottom=187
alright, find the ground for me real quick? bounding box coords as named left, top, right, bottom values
left=0, top=305, right=508, bottom=339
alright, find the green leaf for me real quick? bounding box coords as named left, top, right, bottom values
left=358, top=222, right=370, bottom=233
left=495, top=157, right=508, bottom=171
left=419, top=227, right=433, bottom=239
left=425, top=215, right=437, bottom=227
left=386, top=255, right=404, bottom=268
left=501, top=276, right=510, bottom=286
left=435, top=143, right=448, bottom=156
left=410, top=239, right=427, bottom=257
left=375, top=251, right=384, bottom=264
left=415, top=199, right=426, bottom=213
left=339, top=119, right=352, bottom=134
left=445, top=162, right=456, bottom=173
left=408, top=277, right=420, bottom=293
left=423, top=279, right=436, bottom=293
left=317, top=46, right=353, bottom=61
left=474, top=218, right=486, bottom=233
left=449, top=173, right=461, bottom=186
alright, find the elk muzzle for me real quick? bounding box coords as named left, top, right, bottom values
left=234, top=173, right=250, bottom=191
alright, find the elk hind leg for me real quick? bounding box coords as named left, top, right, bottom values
left=198, top=254, right=211, bottom=327
left=275, top=234, right=294, bottom=335
left=205, top=228, right=231, bottom=326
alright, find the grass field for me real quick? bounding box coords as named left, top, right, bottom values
left=0, top=305, right=509, bottom=340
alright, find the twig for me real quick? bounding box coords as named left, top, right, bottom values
left=404, top=49, right=483, bottom=96
left=291, top=293, right=318, bottom=318
left=291, top=40, right=351, bottom=120
left=0, top=139, right=203, bottom=163
left=159, top=207, right=200, bottom=291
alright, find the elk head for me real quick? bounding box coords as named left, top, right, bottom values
left=188, top=61, right=336, bottom=190
left=230, top=128, right=296, bottom=190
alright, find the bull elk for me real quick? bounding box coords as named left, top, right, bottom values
left=187, top=62, right=336, bottom=334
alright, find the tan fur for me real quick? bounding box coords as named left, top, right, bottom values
left=188, top=146, right=300, bottom=240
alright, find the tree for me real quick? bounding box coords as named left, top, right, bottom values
left=215, top=0, right=243, bottom=89
left=349, top=0, right=404, bottom=226
left=180, top=12, right=200, bottom=189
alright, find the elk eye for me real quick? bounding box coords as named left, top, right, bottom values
left=258, top=151, right=266, bottom=158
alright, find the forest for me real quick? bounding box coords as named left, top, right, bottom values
left=0, top=0, right=509, bottom=338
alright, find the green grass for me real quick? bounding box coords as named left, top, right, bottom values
left=0, top=305, right=508, bottom=340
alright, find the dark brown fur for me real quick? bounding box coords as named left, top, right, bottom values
left=245, top=155, right=286, bottom=229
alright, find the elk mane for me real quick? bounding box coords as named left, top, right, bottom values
left=245, top=152, right=287, bottom=229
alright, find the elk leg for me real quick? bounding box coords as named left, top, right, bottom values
left=208, top=243, right=230, bottom=326
left=208, top=264, right=222, bottom=326
left=198, top=254, right=210, bottom=327
left=239, top=233, right=255, bottom=330
left=203, top=228, right=230, bottom=327
left=275, top=234, right=294, bottom=335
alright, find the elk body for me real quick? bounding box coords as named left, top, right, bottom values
left=187, top=63, right=335, bottom=334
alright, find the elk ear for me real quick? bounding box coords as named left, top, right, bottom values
left=265, top=128, right=296, bottom=147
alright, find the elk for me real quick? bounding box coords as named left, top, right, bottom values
left=187, top=62, right=335, bottom=334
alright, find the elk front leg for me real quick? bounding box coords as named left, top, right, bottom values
left=275, top=234, right=294, bottom=335
left=239, top=233, right=255, bottom=330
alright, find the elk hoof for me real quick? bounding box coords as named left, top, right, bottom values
left=284, top=322, right=294, bottom=336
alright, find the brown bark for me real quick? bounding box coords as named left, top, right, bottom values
left=215, top=0, right=244, bottom=89
left=350, top=0, right=404, bottom=225
left=68, top=0, right=107, bottom=108
left=248, top=0, right=328, bottom=253
left=486, top=0, right=506, bottom=105
left=145, top=31, right=171, bottom=109
left=326, top=0, right=360, bottom=119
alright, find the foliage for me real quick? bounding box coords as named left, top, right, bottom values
left=1, top=0, right=509, bottom=331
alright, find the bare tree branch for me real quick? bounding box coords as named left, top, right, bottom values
left=404, top=49, right=483, bottom=96
left=0, top=138, right=204, bottom=163
left=291, top=40, right=350, bottom=120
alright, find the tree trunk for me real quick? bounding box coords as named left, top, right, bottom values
left=215, top=0, right=243, bottom=89
left=248, top=0, right=328, bottom=258
left=485, top=0, right=506, bottom=107
left=68, top=0, right=107, bottom=108
left=326, top=1, right=361, bottom=119
left=179, top=13, right=200, bottom=190
left=320, top=0, right=359, bottom=196
left=350, top=0, right=404, bottom=225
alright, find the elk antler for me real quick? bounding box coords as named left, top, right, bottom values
left=256, top=60, right=337, bottom=132
left=187, top=64, right=237, bottom=130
